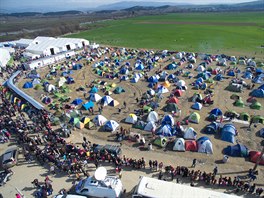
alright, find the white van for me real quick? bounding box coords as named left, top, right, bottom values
left=54, top=195, right=87, bottom=198
left=75, top=176, right=123, bottom=198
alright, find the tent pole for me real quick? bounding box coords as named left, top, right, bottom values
left=253, top=146, right=264, bottom=171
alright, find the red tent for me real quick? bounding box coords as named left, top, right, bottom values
left=249, top=151, right=264, bottom=165
left=166, top=97, right=179, bottom=104
left=185, top=140, right=198, bottom=152
left=174, top=89, right=183, bottom=97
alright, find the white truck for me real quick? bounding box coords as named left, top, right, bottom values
left=132, top=176, right=240, bottom=198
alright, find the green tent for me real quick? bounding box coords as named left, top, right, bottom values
left=51, top=117, right=60, bottom=126
left=34, top=84, right=42, bottom=90
left=54, top=93, right=63, bottom=98
left=153, top=136, right=167, bottom=148
left=164, top=103, right=179, bottom=112
left=234, top=99, right=245, bottom=107
left=85, top=121, right=96, bottom=129
left=188, top=112, right=201, bottom=124
left=206, top=78, right=214, bottom=83
left=250, top=102, right=262, bottom=110
left=230, top=94, right=240, bottom=100
left=143, top=105, right=153, bottom=113
left=252, top=116, right=264, bottom=124
left=239, top=112, right=250, bottom=121
left=114, top=87, right=125, bottom=94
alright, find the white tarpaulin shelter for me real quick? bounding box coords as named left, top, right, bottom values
left=0, top=48, right=11, bottom=68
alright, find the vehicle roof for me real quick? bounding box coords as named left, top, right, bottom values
left=136, top=177, right=240, bottom=198
left=55, top=195, right=87, bottom=198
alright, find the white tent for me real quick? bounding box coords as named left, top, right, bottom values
left=32, top=78, right=41, bottom=86
left=45, top=84, right=56, bottom=93
left=176, top=52, right=183, bottom=59
left=0, top=48, right=11, bottom=68
left=93, top=115, right=107, bottom=126
left=58, top=77, right=67, bottom=87
left=196, top=65, right=205, bottom=72
left=176, top=80, right=186, bottom=87
left=90, top=93, right=102, bottom=102
left=144, top=121, right=156, bottom=132
left=173, top=138, right=185, bottom=151
left=184, top=127, right=197, bottom=140
left=147, top=111, right=159, bottom=122
left=125, top=114, right=137, bottom=124
left=104, top=120, right=119, bottom=132
left=197, top=137, right=213, bottom=154
left=157, top=86, right=169, bottom=94
left=101, top=95, right=113, bottom=106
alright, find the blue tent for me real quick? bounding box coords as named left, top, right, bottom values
left=256, top=68, right=263, bottom=74
left=243, top=71, right=252, bottom=79
left=67, top=77, right=75, bottom=84
left=191, top=102, right=202, bottom=110
left=121, top=76, right=129, bottom=81
left=73, top=64, right=83, bottom=70
left=61, top=72, right=68, bottom=77
left=161, top=115, right=174, bottom=126
left=156, top=125, right=173, bottom=137
left=210, top=108, right=223, bottom=116
left=72, top=98, right=83, bottom=105
left=258, top=84, right=264, bottom=90
left=148, top=76, right=159, bottom=83
left=148, top=83, right=155, bottom=88
left=252, top=76, right=263, bottom=84
left=82, top=101, right=94, bottom=110
left=215, top=74, right=223, bottom=81
left=120, top=67, right=129, bottom=74
left=104, top=120, right=119, bottom=132
left=23, top=82, right=33, bottom=89
left=167, top=63, right=177, bottom=70
left=224, top=144, right=249, bottom=157
left=204, top=122, right=219, bottom=134
left=90, top=86, right=98, bottom=93
left=168, top=74, right=176, bottom=80
left=227, top=70, right=235, bottom=76
left=136, top=64, right=144, bottom=70
left=250, top=89, right=264, bottom=98
left=125, top=62, right=130, bottom=66
left=221, top=124, right=237, bottom=143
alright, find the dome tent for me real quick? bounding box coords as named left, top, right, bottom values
left=93, top=115, right=107, bottom=126
left=72, top=98, right=83, bottom=106
left=250, top=102, right=262, bottom=110
left=104, top=120, right=119, bottom=132
left=249, top=151, right=264, bottom=165
left=125, top=114, right=137, bottom=124
left=185, top=140, right=198, bottom=152
left=224, top=144, right=249, bottom=157
left=89, top=93, right=102, bottom=102
left=221, top=124, right=237, bottom=143
left=144, top=121, right=156, bottom=132
left=210, top=108, right=223, bottom=116
left=239, top=112, right=250, bottom=121
left=197, top=136, right=213, bottom=154
left=234, top=99, right=245, bottom=107
left=156, top=125, right=173, bottom=137
left=153, top=136, right=167, bottom=147
left=204, top=122, right=219, bottom=134
left=23, top=82, right=33, bottom=89
left=191, top=102, right=202, bottom=110
left=101, top=96, right=113, bottom=106
left=161, top=115, right=174, bottom=126
left=188, top=112, right=200, bottom=124
left=250, top=89, right=264, bottom=98
left=147, top=111, right=159, bottom=122
left=163, top=103, right=179, bottom=112
left=166, top=97, right=179, bottom=104
left=184, top=127, right=197, bottom=140
left=173, top=138, right=185, bottom=151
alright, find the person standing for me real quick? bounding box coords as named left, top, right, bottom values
left=213, top=166, right=218, bottom=176
left=191, top=159, right=197, bottom=168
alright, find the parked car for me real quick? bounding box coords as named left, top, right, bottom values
left=1, top=146, right=18, bottom=169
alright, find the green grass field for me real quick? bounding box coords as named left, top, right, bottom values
left=68, top=12, right=264, bottom=55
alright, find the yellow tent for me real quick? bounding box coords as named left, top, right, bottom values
left=81, top=117, right=90, bottom=125
left=111, top=83, right=117, bottom=88
left=163, top=81, right=171, bottom=88
left=76, top=122, right=85, bottom=129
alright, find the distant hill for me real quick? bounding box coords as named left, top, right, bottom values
left=94, top=1, right=190, bottom=11
left=0, top=10, right=83, bottom=17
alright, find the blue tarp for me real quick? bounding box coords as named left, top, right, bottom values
left=224, top=144, right=249, bottom=157
left=82, top=101, right=94, bottom=110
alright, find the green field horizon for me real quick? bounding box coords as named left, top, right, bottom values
left=67, top=12, right=264, bottom=56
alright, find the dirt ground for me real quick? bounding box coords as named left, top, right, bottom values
left=1, top=48, right=264, bottom=197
